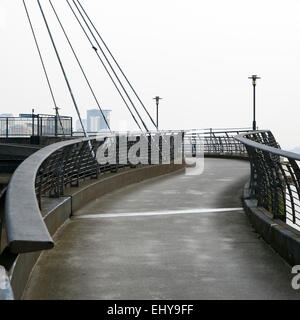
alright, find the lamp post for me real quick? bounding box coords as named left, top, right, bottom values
left=248, top=74, right=261, bottom=131
left=153, top=96, right=162, bottom=130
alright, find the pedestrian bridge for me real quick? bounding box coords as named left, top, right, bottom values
left=1, top=129, right=300, bottom=299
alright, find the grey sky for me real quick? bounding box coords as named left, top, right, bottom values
left=0, top=0, right=299, bottom=148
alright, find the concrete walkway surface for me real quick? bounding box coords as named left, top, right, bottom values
left=22, top=159, right=300, bottom=299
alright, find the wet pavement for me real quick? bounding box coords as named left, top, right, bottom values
left=22, top=159, right=300, bottom=299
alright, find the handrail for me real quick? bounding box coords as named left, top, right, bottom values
left=5, top=138, right=84, bottom=254
left=234, top=130, right=300, bottom=230
left=235, top=130, right=300, bottom=161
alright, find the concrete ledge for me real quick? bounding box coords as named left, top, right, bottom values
left=8, top=163, right=184, bottom=300
left=243, top=184, right=300, bottom=266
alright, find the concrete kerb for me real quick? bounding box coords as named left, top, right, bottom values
left=242, top=182, right=300, bottom=266
left=8, top=163, right=185, bottom=300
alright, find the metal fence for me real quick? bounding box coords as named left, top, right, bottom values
left=235, top=130, right=300, bottom=231
left=0, top=114, right=72, bottom=137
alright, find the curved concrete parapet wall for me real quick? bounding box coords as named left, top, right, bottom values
left=243, top=182, right=300, bottom=266
left=236, top=130, right=300, bottom=266
left=9, top=163, right=184, bottom=300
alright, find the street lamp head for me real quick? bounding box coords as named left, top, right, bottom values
left=153, top=96, right=162, bottom=130
left=153, top=96, right=162, bottom=104
left=248, top=74, right=261, bottom=85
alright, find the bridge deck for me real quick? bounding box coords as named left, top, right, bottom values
left=23, top=159, right=299, bottom=299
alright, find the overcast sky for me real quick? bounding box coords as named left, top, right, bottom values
left=1, top=0, right=300, bottom=149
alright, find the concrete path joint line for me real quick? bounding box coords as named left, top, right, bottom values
left=73, top=207, right=244, bottom=219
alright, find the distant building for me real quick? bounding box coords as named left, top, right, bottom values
left=87, top=109, right=111, bottom=132
left=0, top=113, right=13, bottom=117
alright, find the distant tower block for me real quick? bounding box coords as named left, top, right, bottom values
left=87, top=109, right=111, bottom=132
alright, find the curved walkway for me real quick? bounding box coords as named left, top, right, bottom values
left=23, top=159, right=300, bottom=299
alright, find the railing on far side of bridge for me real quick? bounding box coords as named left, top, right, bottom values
left=184, top=128, right=251, bottom=158
left=0, top=114, right=72, bottom=138
left=235, top=130, right=300, bottom=231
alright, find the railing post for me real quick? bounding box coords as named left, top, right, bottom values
left=55, top=115, right=58, bottom=137
left=37, top=115, right=40, bottom=137
left=70, top=117, right=73, bottom=136
left=116, top=135, right=119, bottom=171
left=170, top=135, right=174, bottom=161
left=210, top=128, right=213, bottom=153
left=182, top=131, right=185, bottom=163
left=148, top=134, right=154, bottom=165
left=32, top=111, right=35, bottom=136
left=159, top=135, right=162, bottom=165
left=6, top=117, right=8, bottom=138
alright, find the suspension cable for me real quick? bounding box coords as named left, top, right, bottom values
left=70, top=0, right=149, bottom=132
left=65, top=0, right=142, bottom=131
left=76, top=0, right=157, bottom=130
left=37, top=0, right=87, bottom=137
left=49, top=0, right=111, bottom=132
left=22, top=0, right=65, bottom=136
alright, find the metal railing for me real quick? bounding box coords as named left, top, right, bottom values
left=0, top=114, right=72, bottom=137
left=34, top=132, right=182, bottom=207
left=32, top=128, right=250, bottom=205
left=184, top=128, right=251, bottom=157
left=235, top=130, right=300, bottom=231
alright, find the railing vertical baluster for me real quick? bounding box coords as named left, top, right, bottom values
left=6, top=118, right=8, bottom=139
